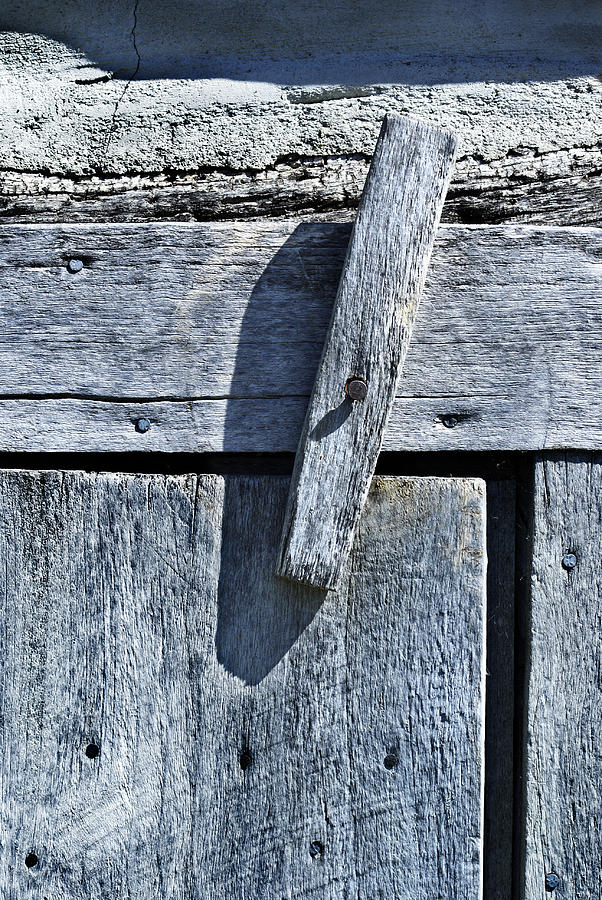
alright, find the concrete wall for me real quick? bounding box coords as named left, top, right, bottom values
left=0, top=1, right=600, bottom=220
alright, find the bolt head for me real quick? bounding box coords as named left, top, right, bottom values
left=545, top=872, right=560, bottom=891
left=562, top=553, right=577, bottom=570
left=309, top=840, right=324, bottom=859
left=135, top=418, right=151, bottom=434
left=67, top=258, right=84, bottom=274
left=345, top=377, right=368, bottom=401
left=441, top=414, right=459, bottom=429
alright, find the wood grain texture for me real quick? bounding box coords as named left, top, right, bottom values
left=523, top=453, right=602, bottom=899
left=278, top=114, right=457, bottom=588
left=0, top=471, right=486, bottom=899
left=1, top=144, right=600, bottom=228
left=0, top=221, right=600, bottom=453
left=343, top=475, right=486, bottom=898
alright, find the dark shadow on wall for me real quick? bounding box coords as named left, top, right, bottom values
left=1, top=0, right=601, bottom=84
left=215, top=223, right=349, bottom=684
left=219, top=222, right=350, bottom=453
left=215, top=476, right=326, bottom=685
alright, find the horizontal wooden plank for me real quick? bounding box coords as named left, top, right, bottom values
left=0, top=221, right=600, bottom=452
left=0, top=470, right=486, bottom=897
left=2, top=145, right=601, bottom=229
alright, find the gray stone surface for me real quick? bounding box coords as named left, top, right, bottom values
left=0, top=1, right=600, bottom=222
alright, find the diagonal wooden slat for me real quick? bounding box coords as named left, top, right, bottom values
left=278, top=114, right=457, bottom=588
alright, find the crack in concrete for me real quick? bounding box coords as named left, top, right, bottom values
left=103, top=0, right=142, bottom=160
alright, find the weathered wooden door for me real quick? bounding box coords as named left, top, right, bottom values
left=0, top=213, right=599, bottom=898
left=0, top=471, right=486, bottom=898
left=0, top=0, right=601, bottom=892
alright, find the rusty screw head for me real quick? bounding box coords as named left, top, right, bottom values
left=345, top=377, right=368, bottom=402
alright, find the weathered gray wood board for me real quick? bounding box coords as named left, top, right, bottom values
left=343, top=475, right=486, bottom=898
left=483, top=481, right=516, bottom=900
left=0, top=222, right=600, bottom=453
left=279, top=115, right=457, bottom=588
left=523, top=453, right=602, bottom=899
left=0, top=471, right=486, bottom=898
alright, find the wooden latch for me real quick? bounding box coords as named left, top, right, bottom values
left=277, top=113, right=458, bottom=589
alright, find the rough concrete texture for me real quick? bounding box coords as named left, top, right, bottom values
left=0, top=0, right=600, bottom=218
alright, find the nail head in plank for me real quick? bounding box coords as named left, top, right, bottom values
left=278, top=114, right=457, bottom=589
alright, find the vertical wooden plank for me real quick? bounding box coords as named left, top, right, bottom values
left=194, top=475, right=354, bottom=899
left=523, top=452, right=602, bottom=898
left=278, top=114, right=457, bottom=589
left=0, top=470, right=485, bottom=898
left=0, top=470, right=223, bottom=898
left=344, top=476, right=486, bottom=899
left=484, top=480, right=516, bottom=900
left=208, top=475, right=486, bottom=898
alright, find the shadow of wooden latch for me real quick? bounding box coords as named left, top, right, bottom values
left=277, top=113, right=458, bottom=590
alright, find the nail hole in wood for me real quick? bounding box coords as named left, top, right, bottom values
left=441, top=414, right=459, bottom=429
left=85, top=742, right=100, bottom=759
left=239, top=748, right=252, bottom=771
left=384, top=752, right=399, bottom=769
left=25, top=853, right=38, bottom=868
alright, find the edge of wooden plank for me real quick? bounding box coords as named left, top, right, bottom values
left=0, top=394, right=600, bottom=453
